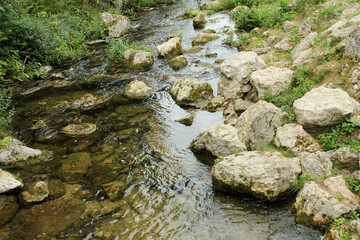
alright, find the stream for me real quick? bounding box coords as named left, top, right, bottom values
left=2, top=0, right=323, bottom=239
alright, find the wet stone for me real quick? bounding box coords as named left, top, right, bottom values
left=87, top=164, right=126, bottom=186
left=59, top=152, right=91, bottom=182
left=175, top=114, right=194, bottom=126
left=48, top=179, right=66, bottom=198
left=0, top=195, right=18, bottom=225
left=0, top=170, right=23, bottom=194
left=20, top=181, right=49, bottom=203
left=62, top=123, right=97, bottom=136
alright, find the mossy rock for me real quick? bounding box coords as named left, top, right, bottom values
left=168, top=55, right=188, bottom=70
left=62, top=123, right=97, bottom=136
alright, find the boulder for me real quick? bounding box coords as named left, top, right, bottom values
left=156, top=37, right=182, bottom=58
left=327, top=147, right=360, bottom=172
left=169, top=78, right=213, bottom=107
left=211, top=151, right=301, bottom=201
left=218, top=52, right=266, bottom=99
left=0, top=195, right=18, bottom=225
left=292, top=48, right=312, bottom=66
left=168, top=55, right=188, bottom=70
left=0, top=137, right=52, bottom=166
left=100, top=12, right=130, bottom=38
left=293, top=86, right=360, bottom=128
left=124, top=80, right=153, bottom=100
left=189, top=125, right=247, bottom=157
left=274, top=38, right=295, bottom=51
left=192, top=32, right=221, bottom=46
left=59, top=152, right=91, bottom=182
left=0, top=169, right=23, bottom=194
left=8, top=196, right=85, bottom=239
left=325, top=219, right=360, bottom=240
left=293, top=32, right=318, bottom=55
left=284, top=21, right=296, bottom=32
left=250, top=66, right=293, bottom=98
left=345, top=25, right=360, bottom=59
left=124, top=49, right=154, bottom=70
left=175, top=114, right=194, bottom=126
left=236, top=101, right=287, bottom=150
left=299, top=152, right=332, bottom=178
left=193, top=13, right=207, bottom=29
left=294, top=175, right=359, bottom=226
left=275, top=124, right=321, bottom=153
left=20, top=181, right=49, bottom=203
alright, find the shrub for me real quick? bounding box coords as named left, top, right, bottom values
left=105, top=37, right=150, bottom=62
left=0, top=89, right=14, bottom=130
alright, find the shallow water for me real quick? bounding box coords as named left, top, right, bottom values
left=2, top=0, right=323, bottom=239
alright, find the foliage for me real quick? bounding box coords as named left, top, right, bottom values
left=345, top=175, right=360, bottom=196
left=262, top=67, right=324, bottom=122
left=256, top=144, right=296, bottom=158
left=105, top=37, right=150, bottom=62
left=214, top=155, right=225, bottom=164
left=291, top=173, right=319, bottom=193
left=0, top=89, right=14, bottom=130
left=0, top=137, right=11, bottom=149
left=316, top=119, right=360, bottom=152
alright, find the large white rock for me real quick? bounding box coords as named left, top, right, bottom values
left=0, top=169, right=23, bottom=194
left=294, top=176, right=359, bottom=226
left=156, top=37, right=182, bottom=58
left=293, top=86, right=360, bottom=127
left=250, top=66, right=293, bottom=98
left=236, top=101, right=287, bottom=150
left=218, top=52, right=266, bottom=99
left=327, top=147, right=360, bottom=172
left=0, top=137, right=42, bottom=164
left=169, top=78, right=213, bottom=106
left=189, top=125, right=247, bottom=157
left=275, top=124, right=321, bottom=153
left=293, top=32, right=318, bottom=55
left=100, top=12, right=130, bottom=38
left=211, top=151, right=301, bottom=201
left=124, top=80, right=153, bottom=100
left=299, top=151, right=332, bottom=178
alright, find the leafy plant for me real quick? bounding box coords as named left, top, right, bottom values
left=105, top=37, right=150, bottom=62
left=345, top=175, right=360, bottom=196
left=0, top=137, right=11, bottom=149
left=292, top=173, right=318, bottom=193
left=0, top=89, right=14, bottom=129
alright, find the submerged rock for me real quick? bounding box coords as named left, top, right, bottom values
left=236, top=101, right=287, bottom=150
left=100, top=12, right=130, bottom=37
left=169, top=78, right=213, bottom=107
left=0, top=169, right=23, bottom=194
left=250, top=66, right=293, bottom=98
left=59, top=152, right=91, bottom=182
left=0, top=195, right=18, bottom=225
left=211, top=151, right=301, bottom=201
left=192, top=32, right=221, bottom=46
left=168, top=55, right=188, bottom=70
left=218, top=51, right=266, bottom=99
left=20, top=181, right=49, bottom=203
left=294, top=175, right=359, bottom=226
left=8, top=196, right=85, bottom=239
left=156, top=37, right=183, bottom=58
left=293, top=86, right=360, bottom=128
left=175, top=114, right=194, bottom=126
left=124, top=80, right=153, bottom=100
left=54, top=93, right=106, bottom=110
left=274, top=124, right=321, bottom=153
left=190, top=125, right=247, bottom=157
left=62, top=123, right=97, bottom=136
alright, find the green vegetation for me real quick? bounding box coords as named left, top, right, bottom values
left=291, top=173, right=319, bottom=193
left=316, top=119, right=360, bottom=152
left=345, top=175, right=360, bottom=196
left=256, top=144, right=296, bottom=158
left=262, top=67, right=325, bottom=122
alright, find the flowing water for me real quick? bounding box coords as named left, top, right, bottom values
left=2, top=1, right=323, bottom=239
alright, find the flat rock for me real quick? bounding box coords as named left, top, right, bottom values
left=218, top=51, right=266, bottom=99
left=293, top=86, right=360, bottom=127
left=124, top=80, right=153, bottom=100
left=192, top=32, right=221, bottom=46
left=189, top=125, right=247, bottom=157
left=299, top=151, right=332, bottom=178
left=294, top=175, right=359, bottom=226
left=250, top=66, right=293, bottom=98
left=0, top=169, right=23, bottom=194
left=169, top=78, right=213, bottom=107
left=211, top=151, right=301, bottom=201
left=0, top=195, right=18, bottom=225
left=275, top=124, right=321, bottom=153
left=236, top=101, right=287, bottom=150
left=293, top=32, right=318, bottom=55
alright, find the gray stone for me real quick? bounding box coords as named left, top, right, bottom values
left=329, top=25, right=357, bottom=39
left=0, top=169, right=23, bottom=194
left=168, top=55, right=188, bottom=70
left=175, top=114, right=194, bottom=126
left=156, top=37, right=183, bottom=58
left=292, top=48, right=313, bottom=66
left=192, top=32, right=221, bottom=46
left=275, top=124, right=321, bottom=153
left=294, top=175, right=359, bottom=226
left=275, top=38, right=294, bottom=51
left=190, top=125, right=247, bottom=157
left=350, top=15, right=360, bottom=24
left=293, top=86, right=360, bottom=128
left=299, top=151, right=332, bottom=178
left=250, top=66, right=293, bottom=98
left=345, top=25, right=360, bottom=59
left=20, top=181, right=49, bottom=203
left=293, top=32, right=318, bottom=55
left=211, top=151, right=301, bottom=201
left=100, top=12, right=130, bottom=38
left=124, top=80, right=153, bottom=100
left=284, top=21, right=296, bottom=32
left=0, top=137, right=43, bottom=164
left=0, top=195, right=18, bottom=225
left=169, top=78, right=213, bottom=107
left=327, top=147, right=360, bottom=172
left=218, top=51, right=266, bottom=99
left=298, top=18, right=317, bottom=36
left=236, top=101, right=287, bottom=150
left=325, top=19, right=348, bottom=34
